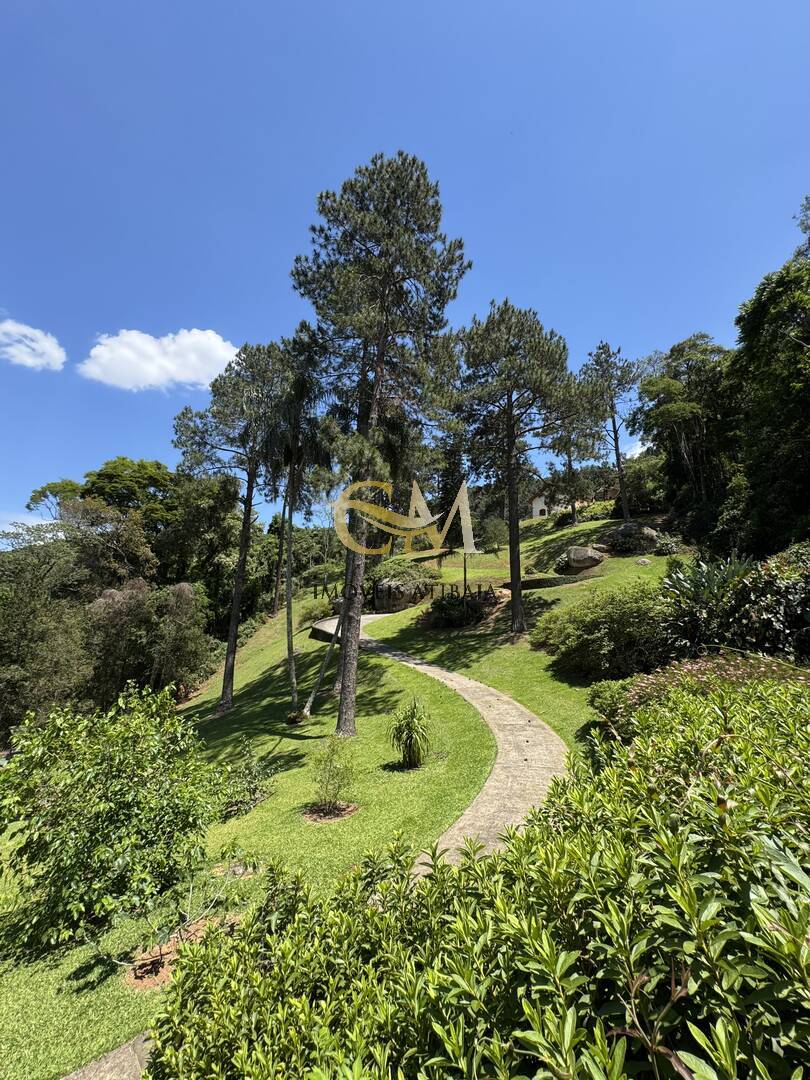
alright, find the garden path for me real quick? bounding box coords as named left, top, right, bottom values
left=64, top=614, right=567, bottom=1079
left=315, top=613, right=568, bottom=860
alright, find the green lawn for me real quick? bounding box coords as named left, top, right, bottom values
left=0, top=516, right=672, bottom=1078
left=0, top=611, right=494, bottom=1080
left=366, top=518, right=672, bottom=749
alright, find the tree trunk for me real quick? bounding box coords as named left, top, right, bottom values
left=331, top=548, right=353, bottom=697
left=336, top=352, right=384, bottom=736
left=219, top=466, right=255, bottom=712
left=611, top=411, right=631, bottom=521
left=335, top=533, right=366, bottom=736
left=271, top=488, right=287, bottom=616
left=566, top=445, right=578, bottom=525
left=303, top=606, right=344, bottom=717
left=285, top=463, right=298, bottom=713
left=506, top=397, right=526, bottom=634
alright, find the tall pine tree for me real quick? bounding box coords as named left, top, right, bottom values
left=462, top=300, right=569, bottom=633
left=292, top=152, right=468, bottom=736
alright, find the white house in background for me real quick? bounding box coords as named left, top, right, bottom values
left=531, top=491, right=571, bottom=518
left=531, top=494, right=554, bottom=518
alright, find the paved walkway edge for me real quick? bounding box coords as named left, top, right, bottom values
left=315, top=614, right=569, bottom=859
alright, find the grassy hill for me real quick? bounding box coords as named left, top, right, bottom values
left=366, top=515, right=671, bottom=747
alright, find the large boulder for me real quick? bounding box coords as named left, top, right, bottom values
left=606, top=521, right=659, bottom=553
left=565, top=545, right=605, bottom=571
left=371, top=579, right=427, bottom=613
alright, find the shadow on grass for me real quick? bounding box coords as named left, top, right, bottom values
left=188, top=641, right=401, bottom=769
left=63, top=948, right=123, bottom=994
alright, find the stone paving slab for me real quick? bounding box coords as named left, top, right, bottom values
left=63, top=1035, right=151, bottom=1080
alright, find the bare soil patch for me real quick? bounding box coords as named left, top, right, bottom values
left=302, top=802, right=359, bottom=824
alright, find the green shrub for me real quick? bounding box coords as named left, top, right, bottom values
left=425, top=593, right=486, bottom=628
left=531, top=582, right=673, bottom=678
left=588, top=653, right=810, bottom=743
left=312, top=735, right=354, bottom=811
left=149, top=679, right=810, bottom=1077
left=296, top=594, right=334, bottom=628
left=653, top=530, right=681, bottom=555
left=661, top=555, right=753, bottom=653
left=555, top=500, right=615, bottom=528
left=388, top=698, right=431, bottom=768
left=723, top=544, right=810, bottom=662
left=479, top=516, right=509, bottom=553
left=0, top=686, right=219, bottom=945
left=219, top=736, right=276, bottom=819
left=366, top=557, right=441, bottom=590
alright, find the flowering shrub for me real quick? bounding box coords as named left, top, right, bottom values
left=588, top=652, right=810, bottom=741
left=149, top=679, right=810, bottom=1077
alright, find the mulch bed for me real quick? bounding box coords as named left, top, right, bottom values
left=302, top=802, right=359, bottom=824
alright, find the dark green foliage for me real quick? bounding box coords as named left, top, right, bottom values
left=479, top=516, right=509, bottom=553
left=0, top=687, right=219, bottom=945
left=0, top=523, right=90, bottom=745
left=631, top=334, right=733, bottom=533
left=296, top=594, right=334, bottom=628
left=219, top=737, right=276, bottom=819
left=621, top=451, right=668, bottom=515
left=149, top=680, right=810, bottom=1077
left=531, top=582, right=672, bottom=678
left=426, top=593, right=486, bottom=629
left=388, top=698, right=431, bottom=769
left=86, top=579, right=212, bottom=706
left=727, top=256, right=810, bottom=554
left=461, top=299, right=570, bottom=633
left=722, top=543, right=810, bottom=662
left=661, top=555, right=754, bottom=653
left=366, top=557, right=441, bottom=591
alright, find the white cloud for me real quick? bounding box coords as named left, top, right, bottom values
left=0, top=319, right=67, bottom=371
left=78, top=328, right=237, bottom=391
left=625, top=439, right=649, bottom=460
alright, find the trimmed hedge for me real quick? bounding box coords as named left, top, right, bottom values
left=149, top=679, right=810, bottom=1077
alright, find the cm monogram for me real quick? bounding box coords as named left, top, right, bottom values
left=332, top=480, right=479, bottom=558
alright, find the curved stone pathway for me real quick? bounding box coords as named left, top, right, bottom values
left=63, top=614, right=567, bottom=1078
left=315, top=614, right=568, bottom=859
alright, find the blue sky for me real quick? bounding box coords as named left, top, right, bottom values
left=2, top=0, right=808, bottom=527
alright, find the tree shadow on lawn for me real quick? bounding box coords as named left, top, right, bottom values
left=520, top=520, right=616, bottom=572
left=188, top=642, right=400, bottom=771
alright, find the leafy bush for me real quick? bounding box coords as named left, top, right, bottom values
left=479, top=516, right=509, bottom=553
left=653, top=530, right=681, bottom=555
left=0, top=686, right=219, bottom=945
left=388, top=698, right=431, bottom=768
left=296, top=594, right=334, bottom=628
left=723, top=543, right=810, bottom=662
left=554, top=500, right=615, bottom=528
left=219, top=736, right=276, bottom=819
left=661, top=555, right=753, bottom=653
left=531, top=582, right=673, bottom=678
left=366, top=557, right=441, bottom=590
left=425, top=593, right=486, bottom=628
left=149, top=679, right=810, bottom=1077
left=588, top=653, right=810, bottom=742
left=312, top=735, right=354, bottom=811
